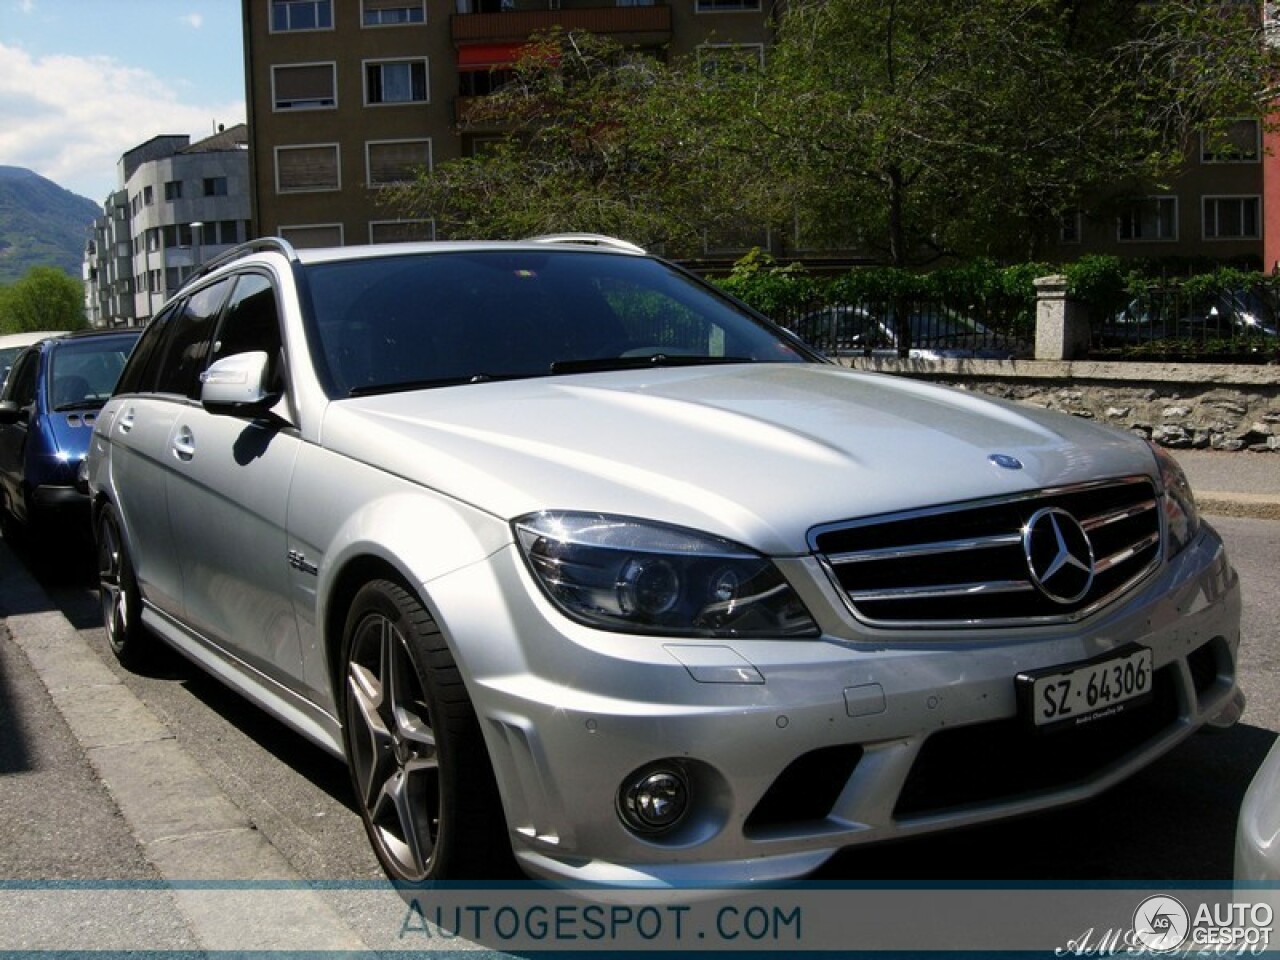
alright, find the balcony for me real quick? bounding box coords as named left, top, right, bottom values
left=451, top=3, right=671, bottom=47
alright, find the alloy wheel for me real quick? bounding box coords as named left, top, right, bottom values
left=345, top=611, right=441, bottom=880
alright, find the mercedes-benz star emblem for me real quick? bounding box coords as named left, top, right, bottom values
left=1023, top=507, right=1095, bottom=604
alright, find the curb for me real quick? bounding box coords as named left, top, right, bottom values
left=0, top=540, right=368, bottom=952
left=1196, top=493, right=1280, bottom=522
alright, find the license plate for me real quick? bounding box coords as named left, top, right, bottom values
left=1018, top=647, right=1154, bottom=732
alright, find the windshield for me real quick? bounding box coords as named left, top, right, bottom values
left=301, top=250, right=812, bottom=398
left=48, top=337, right=136, bottom=410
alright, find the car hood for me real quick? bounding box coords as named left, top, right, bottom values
left=320, top=364, right=1158, bottom=555
left=45, top=406, right=102, bottom=463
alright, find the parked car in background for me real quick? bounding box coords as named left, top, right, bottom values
left=0, top=330, right=68, bottom=389
left=87, top=235, right=1241, bottom=888
left=0, top=328, right=140, bottom=537
left=1102, top=288, right=1280, bottom=348
left=1236, top=738, right=1280, bottom=885
left=795, top=305, right=1019, bottom=359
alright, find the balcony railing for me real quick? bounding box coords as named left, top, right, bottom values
left=451, top=4, right=671, bottom=45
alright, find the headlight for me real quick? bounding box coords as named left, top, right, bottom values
left=1149, top=442, right=1200, bottom=559
left=514, top=512, right=819, bottom=638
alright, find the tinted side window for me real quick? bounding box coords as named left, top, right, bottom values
left=211, top=273, right=285, bottom=391
left=2, top=349, right=39, bottom=407
left=154, top=279, right=233, bottom=398
left=115, top=311, right=176, bottom=395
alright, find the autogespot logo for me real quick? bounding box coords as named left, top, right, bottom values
left=1133, top=895, right=1190, bottom=953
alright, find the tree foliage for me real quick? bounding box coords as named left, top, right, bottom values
left=385, top=2, right=1276, bottom=265
left=0, top=267, right=87, bottom=334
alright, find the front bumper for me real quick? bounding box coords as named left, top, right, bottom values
left=428, top=522, right=1241, bottom=888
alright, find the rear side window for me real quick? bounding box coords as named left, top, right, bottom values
left=153, top=279, right=233, bottom=398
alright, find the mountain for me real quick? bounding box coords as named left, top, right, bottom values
left=0, top=166, right=101, bottom=285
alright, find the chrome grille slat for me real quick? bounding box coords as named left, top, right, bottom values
left=827, top=532, right=1022, bottom=566
left=1082, top=498, right=1158, bottom=531
left=847, top=580, right=1035, bottom=602
left=1093, top=531, right=1161, bottom=575
left=811, top=477, right=1163, bottom=628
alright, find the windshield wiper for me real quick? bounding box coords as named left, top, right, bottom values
left=55, top=399, right=106, bottom=412
left=347, top=372, right=513, bottom=397
left=549, top=354, right=753, bottom=375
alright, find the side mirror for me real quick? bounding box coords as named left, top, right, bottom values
left=0, top=400, right=23, bottom=426
left=200, top=352, right=280, bottom=416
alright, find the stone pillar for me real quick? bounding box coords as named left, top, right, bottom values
left=1034, top=274, right=1090, bottom=361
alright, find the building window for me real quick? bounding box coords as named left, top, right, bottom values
left=276, top=144, right=341, bottom=192
left=362, top=0, right=425, bottom=25
left=1201, top=119, right=1260, bottom=163
left=1117, top=196, right=1177, bottom=242
left=1203, top=196, right=1260, bottom=239
left=272, top=63, right=337, bottom=110
left=696, top=0, right=761, bottom=10
left=370, top=220, right=435, bottom=243
left=279, top=223, right=344, bottom=248
left=164, top=180, right=182, bottom=201
left=271, top=0, right=332, bottom=32
left=143, top=185, right=154, bottom=206
left=203, top=177, right=229, bottom=197
left=366, top=139, right=432, bottom=186
left=698, top=44, right=764, bottom=76
left=365, top=59, right=429, bottom=105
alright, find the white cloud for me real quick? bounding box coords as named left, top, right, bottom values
left=181, top=13, right=204, bottom=29
left=0, top=41, right=243, bottom=201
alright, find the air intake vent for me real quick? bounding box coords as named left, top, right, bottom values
left=811, top=477, right=1162, bottom=628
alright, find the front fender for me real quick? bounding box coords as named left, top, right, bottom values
left=286, top=445, right=512, bottom=712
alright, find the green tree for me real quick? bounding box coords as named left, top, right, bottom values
left=0, top=267, right=87, bottom=334
left=385, top=2, right=1275, bottom=270
left=748, top=0, right=1274, bottom=266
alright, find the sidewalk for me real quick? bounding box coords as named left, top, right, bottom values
left=1169, top=449, right=1280, bottom=521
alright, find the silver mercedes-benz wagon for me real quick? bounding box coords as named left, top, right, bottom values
left=86, top=235, right=1244, bottom=887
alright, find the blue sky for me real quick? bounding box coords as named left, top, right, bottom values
left=1, top=0, right=246, bottom=203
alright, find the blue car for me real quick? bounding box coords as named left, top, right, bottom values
left=0, top=328, right=140, bottom=536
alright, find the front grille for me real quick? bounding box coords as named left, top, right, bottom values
left=811, top=477, right=1162, bottom=628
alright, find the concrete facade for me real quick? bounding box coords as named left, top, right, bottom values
left=83, top=126, right=253, bottom=326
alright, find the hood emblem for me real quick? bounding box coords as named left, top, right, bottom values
left=989, top=453, right=1023, bottom=470
left=1023, top=507, right=1094, bottom=604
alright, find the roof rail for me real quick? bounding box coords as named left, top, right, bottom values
left=525, top=233, right=646, bottom=255
left=184, top=236, right=301, bottom=288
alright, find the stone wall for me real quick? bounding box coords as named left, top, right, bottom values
left=840, top=358, right=1280, bottom=453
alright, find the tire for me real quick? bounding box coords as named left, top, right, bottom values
left=97, top=503, right=153, bottom=670
left=341, top=579, right=513, bottom=882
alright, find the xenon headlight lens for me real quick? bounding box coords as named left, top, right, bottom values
left=514, top=512, right=818, bottom=637
left=1149, top=442, right=1200, bottom=559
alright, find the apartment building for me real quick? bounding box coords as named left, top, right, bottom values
left=1052, top=118, right=1264, bottom=266
left=82, top=125, right=254, bottom=325
left=241, top=0, right=776, bottom=248
left=83, top=188, right=135, bottom=328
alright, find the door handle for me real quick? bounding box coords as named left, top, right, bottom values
left=172, top=426, right=195, bottom=461
left=118, top=408, right=135, bottom=434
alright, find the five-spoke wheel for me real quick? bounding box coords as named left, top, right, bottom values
left=342, top=579, right=510, bottom=882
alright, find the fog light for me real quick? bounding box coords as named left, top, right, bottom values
left=618, top=764, right=690, bottom=834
